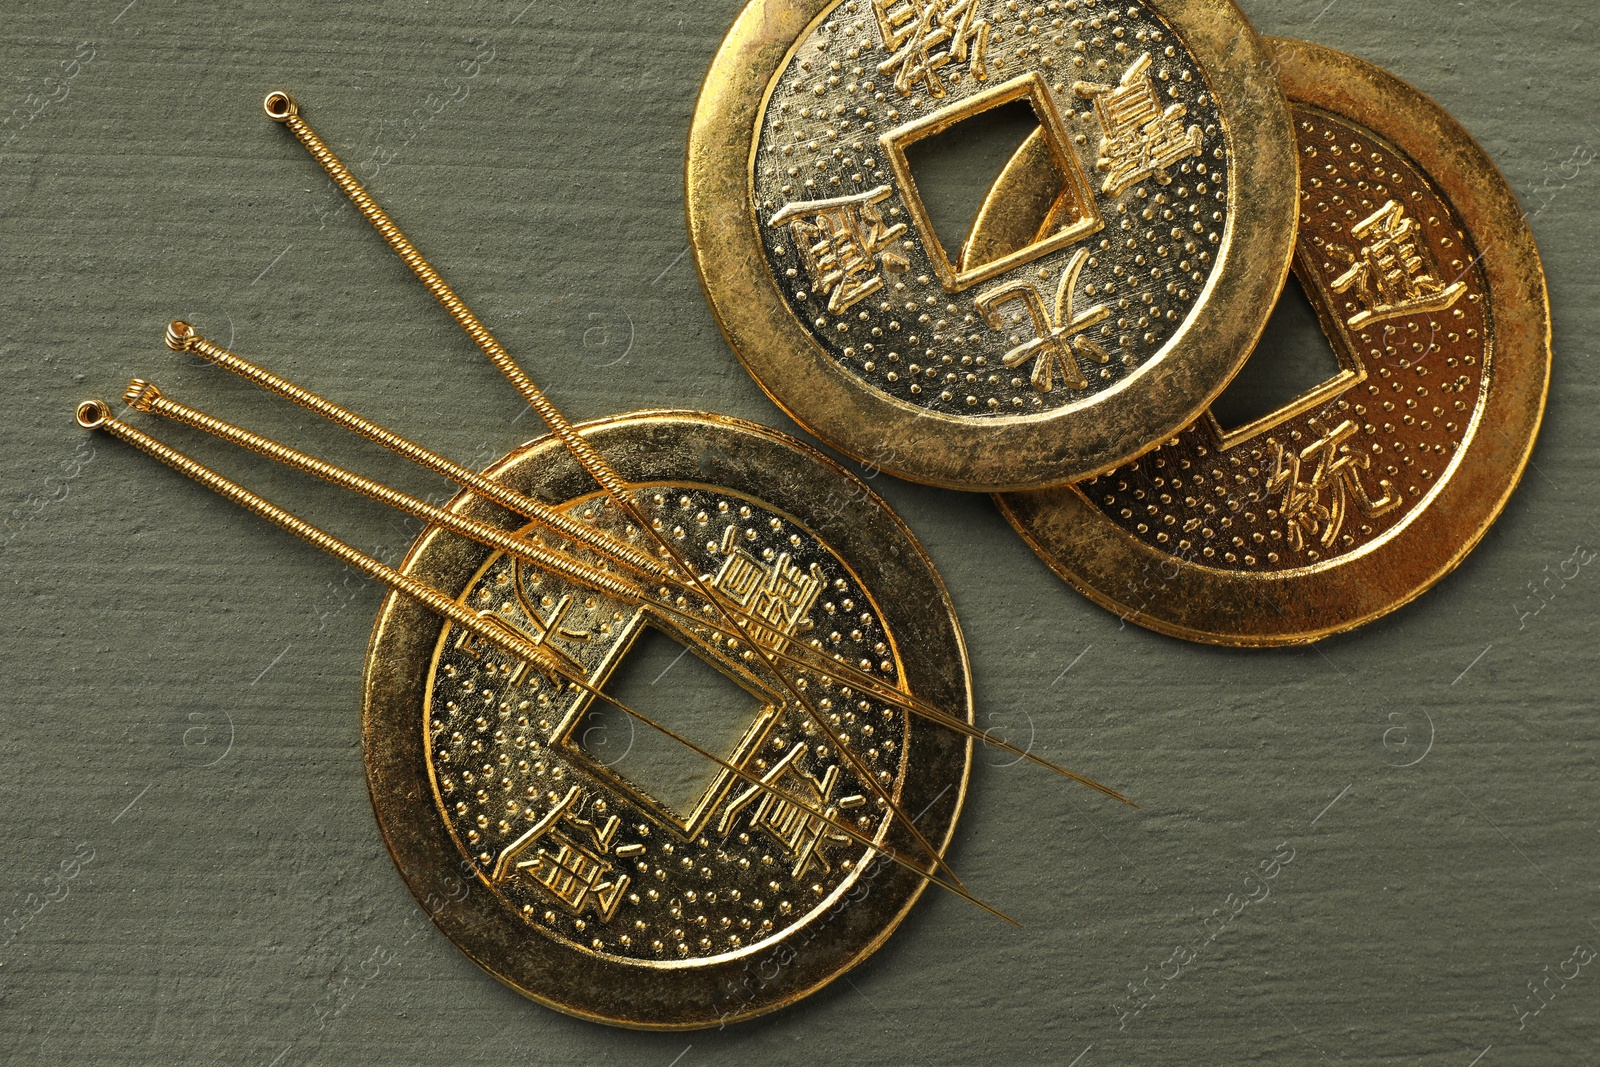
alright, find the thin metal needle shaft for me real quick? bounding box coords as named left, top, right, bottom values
left=264, top=90, right=976, bottom=887
left=566, top=684, right=1020, bottom=930
left=260, top=92, right=630, bottom=508
left=76, top=399, right=1013, bottom=925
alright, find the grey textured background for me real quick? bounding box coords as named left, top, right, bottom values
left=2, top=1, right=1595, bottom=1064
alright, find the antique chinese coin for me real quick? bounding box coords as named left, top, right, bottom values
left=994, top=39, right=1551, bottom=645
left=688, top=0, right=1298, bottom=490
left=363, top=411, right=973, bottom=1028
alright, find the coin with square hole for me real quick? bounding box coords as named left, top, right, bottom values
left=993, top=39, right=1552, bottom=645
left=363, top=411, right=972, bottom=1028
left=689, top=0, right=1298, bottom=490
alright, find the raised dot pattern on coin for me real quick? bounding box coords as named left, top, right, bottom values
left=752, top=0, right=1230, bottom=417
left=1078, top=105, right=1487, bottom=570
left=427, top=486, right=907, bottom=963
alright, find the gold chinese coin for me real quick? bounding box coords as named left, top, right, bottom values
left=994, top=38, right=1552, bottom=645
left=688, top=0, right=1298, bottom=490
left=362, top=411, right=973, bottom=1028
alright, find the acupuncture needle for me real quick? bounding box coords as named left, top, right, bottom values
left=75, top=398, right=1018, bottom=928
left=125, top=374, right=1126, bottom=801
left=152, top=334, right=1126, bottom=799
left=267, top=89, right=979, bottom=885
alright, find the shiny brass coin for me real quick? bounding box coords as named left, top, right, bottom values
left=994, top=38, right=1552, bottom=646
left=362, top=410, right=972, bottom=1029
left=688, top=0, right=1298, bottom=491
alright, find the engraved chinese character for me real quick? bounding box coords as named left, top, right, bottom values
left=458, top=578, right=592, bottom=678
left=518, top=589, right=593, bottom=644
left=492, top=786, right=630, bottom=922
left=718, top=743, right=864, bottom=879
left=975, top=248, right=1110, bottom=392
left=1268, top=419, right=1400, bottom=553
left=1328, top=200, right=1467, bottom=329
left=714, top=536, right=824, bottom=653
left=873, top=0, right=991, bottom=98
left=1074, top=53, right=1203, bottom=196
left=770, top=185, right=910, bottom=315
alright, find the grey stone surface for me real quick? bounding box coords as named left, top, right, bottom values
left=1, top=1, right=1594, bottom=1063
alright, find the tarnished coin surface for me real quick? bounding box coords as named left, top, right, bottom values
left=688, top=0, right=1298, bottom=490
left=995, top=39, right=1552, bottom=645
left=362, top=411, right=972, bottom=1029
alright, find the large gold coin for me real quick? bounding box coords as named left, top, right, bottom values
left=362, top=411, right=972, bottom=1029
left=688, top=0, right=1298, bottom=490
left=995, top=38, right=1552, bottom=646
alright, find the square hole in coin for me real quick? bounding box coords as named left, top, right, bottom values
left=574, top=625, right=769, bottom=826
left=882, top=73, right=1102, bottom=292
left=1209, top=272, right=1355, bottom=438
left=903, top=99, right=1052, bottom=265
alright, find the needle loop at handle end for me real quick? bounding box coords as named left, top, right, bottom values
left=125, top=379, right=163, bottom=411
left=76, top=399, right=111, bottom=430
left=263, top=91, right=297, bottom=122
left=166, top=320, right=198, bottom=352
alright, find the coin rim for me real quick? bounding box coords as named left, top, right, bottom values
left=687, top=0, right=1299, bottom=491
left=361, top=410, right=974, bottom=1029
left=995, top=37, right=1554, bottom=646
